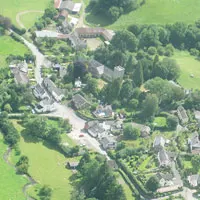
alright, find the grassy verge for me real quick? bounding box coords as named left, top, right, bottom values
left=0, top=35, right=29, bottom=67
left=0, top=134, right=27, bottom=200
left=11, top=120, right=75, bottom=200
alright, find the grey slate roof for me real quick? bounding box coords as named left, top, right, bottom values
left=11, top=68, right=29, bottom=85
left=158, top=148, right=170, bottom=166
left=72, top=94, right=89, bottom=109
left=177, top=106, right=188, bottom=123
left=153, top=136, right=165, bottom=148
left=188, top=132, right=200, bottom=150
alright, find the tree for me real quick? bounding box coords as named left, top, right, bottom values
left=39, top=185, right=52, bottom=200
left=108, top=6, right=122, bottom=22
left=85, top=76, right=99, bottom=97
left=120, top=80, right=134, bottom=102
left=141, top=94, right=159, bottom=121
left=111, top=30, right=138, bottom=52
left=146, top=175, right=160, bottom=192
left=147, top=46, right=157, bottom=55
left=167, top=115, right=178, bottom=130
left=133, top=61, right=143, bottom=87
left=16, top=155, right=29, bottom=174
left=3, top=103, right=12, bottom=113
left=191, top=155, right=200, bottom=173
left=123, top=124, right=140, bottom=140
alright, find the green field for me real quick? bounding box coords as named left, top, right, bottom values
left=20, top=12, right=44, bottom=29
left=0, top=35, right=28, bottom=67
left=85, top=0, right=200, bottom=30
left=0, top=134, right=27, bottom=200
left=0, top=0, right=50, bottom=27
left=172, top=51, right=200, bottom=90
left=11, top=121, right=74, bottom=200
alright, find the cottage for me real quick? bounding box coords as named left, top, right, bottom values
left=43, top=77, right=64, bottom=102
left=9, top=60, right=29, bottom=84
left=100, top=136, right=117, bottom=150
left=177, top=106, right=188, bottom=124
left=33, top=84, right=48, bottom=99
left=188, top=174, right=200, bottom=187
left=158, top=148, right=171, bottom=167
left=66, top=161, right=79, bottom=169
left=153, top=136, right=166, bottom=151
left=84, top=121, right=105, bottom=138
left=72, top=94, right=90, bottom=110
left=93, top=105, right=113, bottom=118
left=188, top=132, right=200, bottom=154
left=131, top=122, right=151, bottom=137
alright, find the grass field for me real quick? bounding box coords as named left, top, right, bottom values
left=85, top=0, right=200, bottom=30
left=0, top=0, right=50, bottom=27
left=0, top=134, right=27, bottom=200
left=0, top=35, right=28, bottom=67
left=20, top=12, right=44, bottom=29
left=172, top=51, right=200, bottom=89
left=11, top=121, right=74, bottom=200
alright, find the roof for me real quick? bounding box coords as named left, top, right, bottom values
left=194, top=110, right=200, bottom=120
left=43, top=77, right=63, bottom=97
left=59, top=10, right=68, bottom=18
left=60, top=1, right=82, bottom=12
left=177, top=106, right=188, bottom=122
left=34, top=84, right=46, bottom=96
left=67, top=161, right=79, bottom=168
left=35, top=30, right=60, bottom=38
left=189, top=132, right=200, bottom=149
left=188, top=174, right=200, bottom=187
left=93, top=105, right=113, bottom=118
left=158, top=148, right=170, bottom=166
left=69, top=32, right=87, bottom=49
left=132, top=122, right=151, bottom=135
left=157, top=173, right=173, bottom=181
left=54, top=0, right=62, bottom=8
left=75, top=27, right=115, bottom=41
left=88, top=122, right=105, bottom=137
left=11, top=68, right=29, bottom=84
left=72, top=94, right=89, bottom=109
left=100, top=136, right=116, bottom=146
left=153, top=136, right=165, bottom=148
left=9, top=60, right=28, bottom=73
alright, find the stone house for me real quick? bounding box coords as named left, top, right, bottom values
left=100, top=136, right=117, bottom=150
left=188, top=132, right=200, bottom=154
left=131, top=122, right=151, bottom=137
left=153, top=136, right=166, bottom=151
left=72, top=94, right=90, bottom=110
left=177, top=106, right=189, bottom=124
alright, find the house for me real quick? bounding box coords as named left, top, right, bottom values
left=54, top=0, right=62, bottom=8
left=88, top=59, right=125, bottom=82
left=43, top=77, right=64, bottom=102
left=84, top=121, right=105, bottom=138
left=188, top=132, right=200, bottom=154
left=9, top=60, right=29, bottom=84
left=69, top=32, right=87, bottom=50
left=131, top=122, right=151, bottom=137
left=61, top=20, right=72, bottom=34
left=59, top=0, right=82, bottom=14
left=74, top=77, right=82, bottom=88
left=100, top=136, right=117, bottom=150
left=75, top=27, right=115, bottom=41
left=93, top=105, right=113, bottom=118
left=34, top=98, right=56, bottom=113
left=188, top=174, right=200, bottom=187
left=177, top=106, right=188, bottom=124
left=158, top=148, right=171, bottom=167
left=72, top=94, right=90, bottom=110
left=33, top=84, right=48, bottom=99
left=66, top=161, right=79, bottom=169
left=153, top=136, right=166, bottom=151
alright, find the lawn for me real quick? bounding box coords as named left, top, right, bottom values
left=107, top=0, right=200, bottom=30
left=0, top=0, right=50, bottom=28
left=172, top=51, right=200, bottom=90
left=153, top=117, right=167, bottom=128
left=11, top=120, right=74, bottom=200
left=0, top=35, right=28, bottom=67
left=20, top=12, right=44, bottom=29
left=0, top=134, right=27, bottom=200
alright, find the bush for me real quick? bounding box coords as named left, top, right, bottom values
left=147, top=47, right=157, bottom=55
left=11, top=24, right=26, bottom=35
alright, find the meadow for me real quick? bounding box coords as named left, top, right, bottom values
left=0, top=134, right=27, bottom=200
left=173, top=51, right=200, bottom=90
left=0, top=35, right=28, bottom=67
left=0, top=0, right=50, bottom=28
left=85, top=0, right=200, bottom=30
left=11, top=120, right=74, bottom=200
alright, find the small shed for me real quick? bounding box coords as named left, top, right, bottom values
left=66, top=161, right=79, bottom=169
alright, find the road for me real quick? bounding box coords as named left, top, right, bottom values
left=20, top=35, right=108, bottom=156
